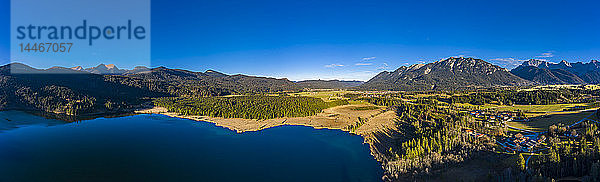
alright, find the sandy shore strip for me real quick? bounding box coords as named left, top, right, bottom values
left=136, top=105, right=396, bottom=134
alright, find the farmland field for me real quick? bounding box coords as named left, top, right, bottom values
left=507, top=110, right=597, bottom=131
left=288, top=91, right=350, bottom=102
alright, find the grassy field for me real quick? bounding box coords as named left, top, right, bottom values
left=293, top=90, right=600, bottom=132
left=496, top=103, right=587, bottom=112
left=288, top=90, right=390, bottom=109
left=453, top=102, right=597, bottom=118
left=348, top=100, right=369, bottom=105
left=453, top=103, right=500, bottom=110
left=348, top=106, right=380, bottom=111
left=288, top=91, right=351, bottom=102
left=507, top=110, right=597, bottom=131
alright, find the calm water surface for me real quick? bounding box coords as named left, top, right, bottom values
left=0, top=111, right=382, bottom=182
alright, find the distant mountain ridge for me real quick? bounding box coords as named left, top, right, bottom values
left=5, top=63, right=150, bottom=75
left=0, top=63, right=165, bottom=117
left=7, top=57, right=599, bottom=97
left=0, top=62, right=306, bottom=117
left=361, top=57, right=531, bottom=91
left=100, top=65, right=301, bottom=96
left=9, top=63, right=363, bottom=91
left=2, top=62, right=301, bottom=95
left=82, top=64, right=125, bottom=75
left=67, top=64, right=133, bottom=75
left=510, top=59, right=600, bottom=85
left=12, top=63, right=222, bottom=77
left=295, top=80, right=364, bottom=89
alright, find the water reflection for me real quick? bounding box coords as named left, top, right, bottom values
left=0, top=112, right=383, bottom=182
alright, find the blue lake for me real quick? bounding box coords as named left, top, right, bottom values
left=0, top=111, right=382, bottom=182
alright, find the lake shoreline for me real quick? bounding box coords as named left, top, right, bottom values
left=136, top=106, right=398, bottom=181
left=0, top=110, right=383, bottom=182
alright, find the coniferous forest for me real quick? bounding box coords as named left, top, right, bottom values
left=448, top=89, right=599, bottom=105
left=360, top=97, right=491, bottom=179
left=350, top=91, right=600, bottom=181
left=154, top=96, right=348, bottom=120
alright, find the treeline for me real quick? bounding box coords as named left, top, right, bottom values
left=0, top=72, right=164, bottom=116
left=154, top=96, right=348, bottom=120
left=447, top=89, right=589, bottom=105
left=342, top=92, right=406, bottom=100
left=105, top=75, right=233, bottom=97
left=14, top=85, right=97, bottom=115
left=347, top=117, right=368, bottom=132
left=380, top=99, right=491, bottom=179
left=525, top=121, right=600, bottom=181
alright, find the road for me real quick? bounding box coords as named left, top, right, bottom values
left=525, top=155, right=532, bottom=170
left=567, top=111, right=598, bottom=128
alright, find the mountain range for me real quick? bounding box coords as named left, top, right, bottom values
left=23, top=64, right=364, bottom=91
left=511, top=59, right=600, bottom=85
left=2, top=57, right=599, bottom=117
left=69, top=64, right=151, bottom=75
left=0, top=63, right=310, bottom=117
left=360, top=57, right=532, bottom=90
left=4, top=57, right=600, bottom=96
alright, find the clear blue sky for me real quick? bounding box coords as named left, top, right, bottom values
left=1, top=0, right=600, bottom=81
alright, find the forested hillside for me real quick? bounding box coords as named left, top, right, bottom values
left=112, top=67, right=301, bottom=97
left=0, top=63, right=165, bottom=116
left=0, top=63, right=305, bottom=117
left=353, top=96, right=493, bottom=180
